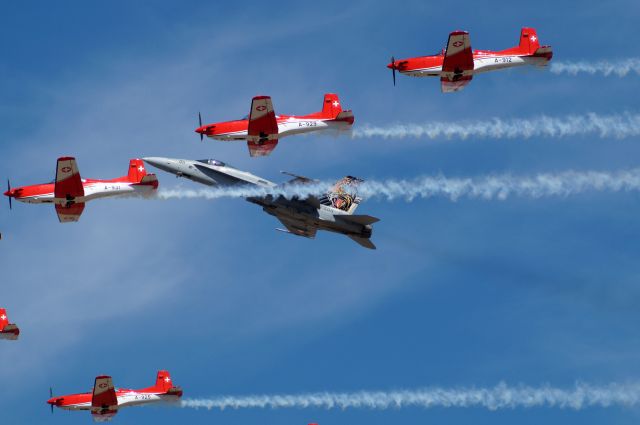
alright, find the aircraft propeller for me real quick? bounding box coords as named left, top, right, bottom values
left=390, top=56, right=397, bottom=86
left=198, top=112, right=204, bottom=142
left=49, top=387, right=54, bottom=414
left=6, top=179, right=11, bottom=210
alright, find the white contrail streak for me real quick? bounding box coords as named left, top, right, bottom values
left=181, top=382, right=640, bottom=411
left=156, top=168, right=640, bottom=202
left=352, top=112, right=640, bottom=140
left=551, top=59, right=640, bottom=77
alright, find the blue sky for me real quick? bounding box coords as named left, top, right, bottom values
left=1, top=0, right=640, bottom=424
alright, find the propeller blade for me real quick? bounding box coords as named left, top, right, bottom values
left=7, top=179, right=11, bottom=210
left=49, top=387, right=54, bottom=414
left=198, top=112, right=204, bottom=142
left=391, top=56, right=396, bottom=86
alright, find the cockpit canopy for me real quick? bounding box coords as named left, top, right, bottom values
left=197, top=159, right=227, bottom=167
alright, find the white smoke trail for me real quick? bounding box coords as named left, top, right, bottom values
left=551, top=59, right=640, bottom=77
left=352, top=112, right=640, bottom=140
left=156, top=168, right=640, bottom=202
left=181, top=382, right=640, bottom=411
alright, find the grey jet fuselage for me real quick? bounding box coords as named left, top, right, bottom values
left=143, top=157, right=378, bottom=248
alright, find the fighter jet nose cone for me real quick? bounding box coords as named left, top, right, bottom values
left=143, top=157, right=162, bottom=165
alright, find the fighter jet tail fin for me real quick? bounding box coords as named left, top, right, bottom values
left=348, top=235, right=377, bottom=250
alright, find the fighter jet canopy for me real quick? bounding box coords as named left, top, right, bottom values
left=196, top=159, right=227, bottom=167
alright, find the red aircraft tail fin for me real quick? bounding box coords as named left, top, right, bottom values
left=519, top=27, right=541, bottom=54
left=0, top=308, right=8, bottom=329
left=154, top=370, right=174, bottom=392
left=127, top=159, right=148, bottom=183
left=322, top=93, right=342, bottom=118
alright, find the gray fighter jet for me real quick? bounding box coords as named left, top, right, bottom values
left=143, top=157, right=379, bottom=249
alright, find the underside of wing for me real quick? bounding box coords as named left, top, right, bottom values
left=54, top=157, right=84, bottom=199
left=55, top=202, right=85, bottom=223
left=440, top=75, right=473, bottom=93
left=247, top=138, right=278, bottom=157
left=276, top=217, right=318, bottom=239
left=91, top=409, right=118, bottom=422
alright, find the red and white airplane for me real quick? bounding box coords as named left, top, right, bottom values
left=0, top=308, right=19, bottom=340
left=4, top=157, right=158, bottom=222
left=195, top=93, right=355, bottom=157
left=388, top=27, right=553, bottom=92
left=47, top=370, right=182, bottom=422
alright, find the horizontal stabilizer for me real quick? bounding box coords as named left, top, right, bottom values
left=348, top=235, right=377, bottom=250
left=281, top=171, right=317, bottom=184
left=335, top=214, right=380, bottom=226
left=333, top=110, right=355, bottom=124
left=138, top=174, right=158, bottom=184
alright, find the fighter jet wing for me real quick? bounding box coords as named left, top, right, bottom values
left=441, top=30, right=474, bottom=93
left=247, top=96, right=279, bottom=157
left=91, top=375, right=118, bottom=421
left=275, top=217, right=318, bottom=239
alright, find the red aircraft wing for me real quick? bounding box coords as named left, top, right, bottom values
left=247, top=139, right=278, bottom=157
left=55, top=202, right=85, bottom=223
left=247, top=96, right=279, bottom=157
left=441, top=31, right=474, bottom=93
left=91, top=375, right=118, bottom=419
left=54, top=157, right=84, bottom=199
left=53, top=157, right=85, bottom=222
left=441, top=76, right=473, bottom=93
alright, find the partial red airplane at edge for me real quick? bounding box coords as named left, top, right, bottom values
left=195, top=93, right=354, bottom=157
left=388, top=27, right=553, bottom=92
left=47, top=370, right=182, bottom=422
left=4, top=157, right=158, bottom=222
left=0, top=308, right=19, bottom=340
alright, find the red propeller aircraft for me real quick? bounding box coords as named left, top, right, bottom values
left=388, top=27, right=553, bottom=92
left=47, top=370, right=182, bottom=421
left=195, top=93, right=355, bottom=157
left=0, top=308, right=19, bottom=340
left=4, top=157, right=158, bottom=222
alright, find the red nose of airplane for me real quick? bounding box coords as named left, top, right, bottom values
left=47, top=397, right=62, bottom=405
left=195, top=125, right=214, bottom=135
left=3, top=190, right=10, bottom=197
left=386, top=62, right=394, bottom=69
